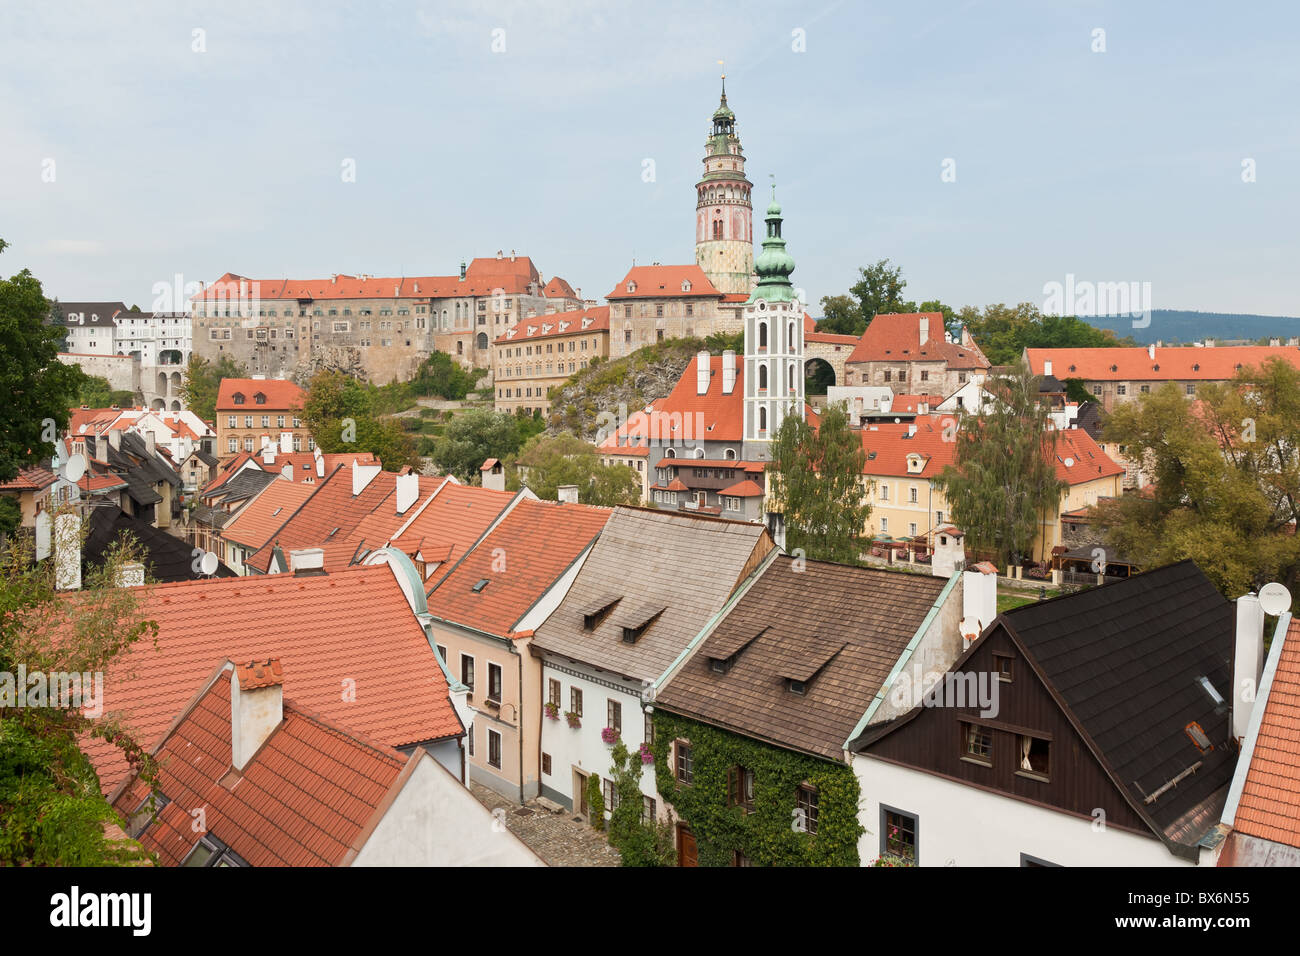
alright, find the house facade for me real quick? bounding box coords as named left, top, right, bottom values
left=493, top=306, right=610, bottom=416
left=843, top=313, right=990, bottom=397
left=215, top=378, right=310, bottom=460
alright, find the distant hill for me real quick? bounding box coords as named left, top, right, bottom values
left=1087, top=310, right=1300, bottom=345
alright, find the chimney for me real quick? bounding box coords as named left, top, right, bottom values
left=919, top=316, right=929, bottom=346
left=54, top=513, right=82, bottom=591
left=290, top=548, right=325, bottom=575
left=314, top=449, right=325, bottom=478
left=722, top=349, right=737, bottom=394
left=1233, top=592, right=1266, bottom=741
left=459, top=261, right=466, bottom=280
left=1147, top=343, right=1156, bottom=360
left=1043, top=360, right=1052, bottom=378
left=696, top=351, right=711, bottom=395
left=280, top=464, right=293, bottom=481
left=907, top=423, right=917, bottom=437
left=480, top=458, right=506, bottom=492
left=108, top=428, right=122, bottom=451
left=396, top=472, right=419, bottom=514
left=231, top=660, right=284, bottom=771
left=352, top=462, right=382, bottom=496
left=116, top=561, right=145, bottom=588
left=557, top=485, right=579, bottom=504
left=144, top=431, right=156, bottom=457
left=510, top=249, right=516, bottom=262
left=919, top=402, right=929, bottom=415
left=497, top=249, right=503, bottom=259
left=279, top=432, right=292, bottom=454
left=261, top=441, right=275, bottom=466
left=960, top=563, right=997, bottom=647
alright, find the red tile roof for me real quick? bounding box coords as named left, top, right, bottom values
left=111, top=665, right=411, bottom=866
left=888, top=393, right=946, bottom=413
left=803, top=313, right=859, bottom=346
left=719, top=479, right=764, bottom=497
left=388, top=482, right=516, bottom=573
left=543, top=276, right=578, bottom=299
left=1231, top=616, right=1300, bottom=847
left=606, top=265, right=723, bottom=300
left=195, top=259, right=542, bottom=303
left=847, top=313, right=990, bottom=370
left=80, top=563, right=462, bottom=793
left=428, top=498, right=610, bottom=636
left=495, top=306, right=609, bottom=345
left=1049, top=428, right=1125, bottom=484
left=216, top=378, right=305, bottom=412
left=248, top=451, right=381, bottom=483
left=1025, top=346, right=1300, bottom=382
left=0, top=465, right=56, bottom=491
left=222, top=479, right=316, bottom=550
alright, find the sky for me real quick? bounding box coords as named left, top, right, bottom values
left=2, top=0, right=1298, bottom=321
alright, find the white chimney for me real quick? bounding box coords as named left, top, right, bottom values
left=722, top=350, right=737, bottom=395
left=1233, top=593, right=1266, bottom=741
left=1148, top=343, right=1156, bottom=360
left=55, top=512, right=82, bottom=591
left=116, top=561, right=146, bottom=588
left=314, top=449, right=325, bottom=478
left=557, top=485, right=579, bottom=504
left=279, top=432, right=292, bottom=453
left=231, top=660, right=284, bottom=771
left=960, top=564, right=997, bottom=646
left=907, top=423, right=917, bottom=437
left=396, top=472, right=419, bottom=514
left=144, top=431, right=156, bottom=457
left=290, top=548, right=325, bottom=574
left=919, top=317, right=929, bottom=346
left=1043, top=360, right=1052, bottom=378
left=352, top=462, right=382, bottom=496
left=280, top=464, right=293, bottom=481
left=919, top=402, right=929, bottom=415
left=261, top=441, right=275, bottom=466
left=696, top=351, right=711, bottom=395
left=108, top=428, right=123, bottom=451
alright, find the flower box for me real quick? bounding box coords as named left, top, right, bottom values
left=638, top=743, right=654, bottom=765
left=601, top=726, right=620, bottom=745
left=564, top=711, right=581, bottom=729
left=544, top=701, right=560, bottom=721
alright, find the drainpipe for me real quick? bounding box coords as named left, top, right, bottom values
left=510, top=641, right=525, bottom=805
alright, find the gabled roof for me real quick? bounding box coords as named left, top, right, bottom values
left=605, top=265, right=723, bottom=300
left=859, top=416, right=957, bottom=479
left=207, top=467, right=279, bottom=506
left=530, top=508, right=772, bottom=682
left=543, top=276, right=578, bottom=299
left=1050, top=428, right=1125, bottom=484
left=216, top=378, right=304, bottom=412
left=1230, top=616, right=1300, bottom=848
left=77, top=562, right=463, bottom=793
left=0, top=465, right=56, bottom=492
left=847, top=313, right=990, bottom=370
left=495, top=306, right=609, bottom=345
left=1025, top=346, right=1300, bottom=382
left=54, top=301, right=129, bottom=328
left=656, top=555, right=952, bottom=761
left=84, top=506, right=236, bottom=582
left=222, top=479, right=316, bottom=550
left=718, top=478, right=764, bottom=497
left=111, top=664, right=411, bottom=866
left=427, top=498, right=610, bottom=636
left=803, top=312, right=860, bottom=346
left=387, top=482, right=518, bottom=572
left=194, top=260, right=543, bottom=303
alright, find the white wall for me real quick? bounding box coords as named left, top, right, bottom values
left=852, top=754, right=1204, bottom=867
left=351, top=752, right=543, bottom=867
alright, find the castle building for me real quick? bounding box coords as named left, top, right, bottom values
left=695, top=79, right=754, bottom=297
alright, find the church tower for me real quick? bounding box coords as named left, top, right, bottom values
left=742, top=186, right=804, bottom=458
left=695, top=78, right=754, bottom=296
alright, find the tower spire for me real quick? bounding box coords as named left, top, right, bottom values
left=748, top=181, right=796, bottom=303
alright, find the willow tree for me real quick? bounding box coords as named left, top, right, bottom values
left=766, top=402, right=871, bottom=565
left=932, top=361, right=1065, bottom=568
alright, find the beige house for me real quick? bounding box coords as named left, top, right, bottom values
left=493, top=306, right=610, bottom=416
left=843, top=313, right=990, bottom=398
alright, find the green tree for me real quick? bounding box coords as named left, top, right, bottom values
left=1091, top=360, right=1300, bottom=603
left=0, top=497, right=20, bottom=538
left=431, top=408, right=525, bottom=482
left=0, top=524, right=159, bottom=865
left=508, top=433, right=640, bottom=506
left=959, top=303, right=1137, bottom=366
left=932, top=362, right=1067, bottom=567
left=408, top=352, right=478, bottom=401
left=183, top=354, right=247, bottom=422
left=766, top=403, right=871, bottom=564
left=299, top=370, right=418, bottom=471
left=75, top=374, right=134, bottom=409
left=848, top=258, right=909, bottom=330
left=0, top=240, right=88, bottom=481
left=816, top=294, right=860, bottom=336
left=586, top=770, right=605, bottom=832
left=1062, top=378, right=1094, bottom=405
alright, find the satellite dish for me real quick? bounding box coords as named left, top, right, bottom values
left=199, top=551, right=219, bottom=576
left=1259, top=582, right=1292, bottom=616
left=1063, top=457, right=1075, bottom=468
left=64, top=454, right=86, bottom=483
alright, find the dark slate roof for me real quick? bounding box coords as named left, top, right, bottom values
left=84, top=507, right=236, bottom=582
left=192, top=449, right=219, bottom=467
left=1000, top=560, right=1236, bottom=854
left=54, top=301, right=130, bottom=328
left=210, top=468, right=277, bottom=505
left=1075, top=401, right=1104, bottom=440
left=655, top=555, right=953, bottom=761
left=1038, top=373, right=1065, bottom=393
left=190, top=503, right=231, bottom=529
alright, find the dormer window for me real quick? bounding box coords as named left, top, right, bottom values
left=254, top=393, right=266, bottom=405
left=232, top=392, right=245, bottom=405
left=681, top=280, right=692, bottom=292
left=627, top=281, right=637, bottom=293
left=582, top=596, right=621, bottom=632
left=788, top=679, right=806, bottom=696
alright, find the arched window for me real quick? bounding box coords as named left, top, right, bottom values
left=476, top=332, right=488, bottom=351
left=788, top=321, right=796, bottom=351
left=665, top=448, right=676, bottom=458
left=695, top=447, right=706, bottom=459
left=712, top=219, right=723, bottom=239
left=758, top=322, right=768, bottom=348
left=725, top=448, right=736, bottom=460
left=759, top=407, right=768, bottom=433
left=758, top=364, right=768, bottom=390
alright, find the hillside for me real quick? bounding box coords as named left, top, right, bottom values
left=1088, top=310, right=1300, bottom=345
left=546, top=334, right=740, bottom=442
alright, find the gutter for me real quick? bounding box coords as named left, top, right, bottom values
left=842, top=569, right=961, bottom=751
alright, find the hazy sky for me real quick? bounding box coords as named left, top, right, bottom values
left=3, top=1, right=1297, bottom=319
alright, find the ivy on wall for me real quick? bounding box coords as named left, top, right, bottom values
left=652, top=712, right=864, bottom=867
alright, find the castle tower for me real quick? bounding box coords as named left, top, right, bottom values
left=695, top=78, right=754, bottom=296
left=742, top=186, right=804, bottom=457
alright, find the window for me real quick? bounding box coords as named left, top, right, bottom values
left=1093, top=385, right=1102, bottom=396
left=881, top=807, right=918, bottom=863
left=226, top=415, right=236, bottom=428
left=1018, top=735, right=1050, bottom=779
left=570, top=686, right=583, bottom=717
left=435, top=644, right=447, bottom=662
left=182, top=834, right=247, bottom=867
left=227, top=438, right=237, bottom=453
left=244, top=415, right=253, bottom=428
left=1140, top=384, right=1150, bottom=393
left=603, top=777, right=620, bottom=812
left=880, top=517, right=889, bottom=533
left=1116, top=384, right=1127, bottom=396
left=788, top=679, right=807, bottom=695
left=795, top=785, right=819, bottom=835
left=675, top=740, right=693, bottom=785
left=468, top=726, right=474, bottom=756
left=879, top=484, right=889, bottom=501
left=642, top=796, right=656, bottom=825
left=909, top=486, right=918, bottom=503
left=542, top=753, right=552, bottom=775
left=487, top=663, right=503, bottom=703
left=732, top=850, right=753, bottom=867
left=607, top=698, right=622, bottom=734
left=961, top=722, right=993, bottom=765
left=645, top=712, right=655, bottom=745
left=488, top=729, right=502, bottom=769
left=460, top=654, right=474, bottom=691
left=261, top=415, right=269, bottom=428
left=548, top=678, right=561, bottom=708
left=1186, top=384, right=1196, bottom=396
left=727, top=765, right=755, bottom=812
left=994, top=653, right=1013, bottom=682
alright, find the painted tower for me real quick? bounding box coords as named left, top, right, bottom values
left=742, top=187, right=804, bottom=458
left=695, top=78, right=754, bottom=296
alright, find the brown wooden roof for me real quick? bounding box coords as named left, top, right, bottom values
left=530, top=507, right=772, bottom=682
left=655, top=555, right=953, bottom=761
